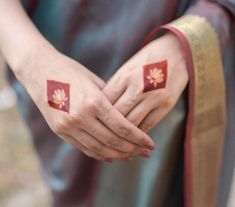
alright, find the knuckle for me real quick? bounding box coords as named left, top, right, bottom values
left=127, top=117, right=139, bottom=126
left=89, top=143, right=103, bottom=153
left=126, top=96, right=139, bottom=107
left=118, top=126, right=132, bottom=137
left=121, top=72, right=131, bottom=82
left=89, top=127, right=97, bottom=134
left=85, top=97, right=101, bottom=113
left=142, top=121, right=154, bottom=132
left=52, top=119, right=69, bottom=134
left=102, top=104, right=118, bottom=120
left=120, top=143, right=136, bottom=153
left=136, top=85, right=144, bottom=95
left=120, top=73, right=132, bottom=86
left=106, top=139, right=120, bottom=148
left=110, top=87, right=122, bottom=97
left=161, top=91, right=174, bottom=109
left=70, top=113, right=84, bottom=124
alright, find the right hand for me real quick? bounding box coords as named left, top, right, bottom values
left=17, top=45, right=155, bottom=163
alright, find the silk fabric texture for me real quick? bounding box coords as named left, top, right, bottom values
left=7, top=0, right=235, bottom=206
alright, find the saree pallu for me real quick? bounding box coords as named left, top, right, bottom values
left=142, top=14, right=227, bottom=207
left=8, top=0, right=235, bottom=206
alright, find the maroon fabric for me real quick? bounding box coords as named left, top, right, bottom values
left=27, top=0, right=38, bottom=16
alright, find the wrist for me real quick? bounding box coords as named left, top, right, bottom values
left=148, top=32, right=188, bottom=82
left=153, top=32, right=185, bottom=57
left=146, top=32, right=186, bottom=66
left=13, top=39, right=57, bottom=83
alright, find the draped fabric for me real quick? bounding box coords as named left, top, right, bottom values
left=8, top=0, right=235, bottom=206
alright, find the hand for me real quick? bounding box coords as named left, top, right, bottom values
left=103, top=33, right=188, bottom=132
left=17, top=45, right=155, bottom=163
left=0, top=0, right=155, bottom=162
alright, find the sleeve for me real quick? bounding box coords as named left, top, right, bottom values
left=184, top=0, right=235, bottom=52
left=216, top=0, right=235, bottom=16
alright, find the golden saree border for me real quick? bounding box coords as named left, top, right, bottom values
left=141, top=15, right=226, bottom=207
left=164, top=15, right=226, bottom=207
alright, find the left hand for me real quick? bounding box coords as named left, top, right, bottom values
left=103, top=33, right=189, bottom=133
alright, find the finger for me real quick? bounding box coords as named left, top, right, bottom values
left=69, top=128, right=133, bottom=160
left=97, top=100, right=155, bottom=149
left=103, top=73, right=127, bottom=104
left=112, top=85, right=143, bottom=116
left=75, top=117, right=150, bottom=156
left=139, top=106, right=168, bottom=133
left=126, top=95, right=165, bottom=127
left=84, top=69, right=106, bottom=90
left=61, top=134, right=113, bottom=163
left=91, top=75, right=106, bottom=90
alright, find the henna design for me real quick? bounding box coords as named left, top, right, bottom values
left=143, top=60, right=167, bottom=93
left=47, top=80, right=70, bottom=113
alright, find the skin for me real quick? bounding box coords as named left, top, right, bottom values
left=0, top=1, right=188, bottom=163
left=103, top=33, right=189, bottom=132
left=0, top=0, right=154, bottom=163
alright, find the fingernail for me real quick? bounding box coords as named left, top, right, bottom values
left=143, top=139, right=155, bottom=149
left=140, top=150, right=151, bottom=158
left=147, top=144, right=155, bottom=150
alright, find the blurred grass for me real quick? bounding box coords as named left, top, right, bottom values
left=0, top=57, right=50, bottom=207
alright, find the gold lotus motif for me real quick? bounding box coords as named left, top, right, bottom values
left=146, top=68, right=164, bottom=87
left=52, top=89, right=68, bottom=108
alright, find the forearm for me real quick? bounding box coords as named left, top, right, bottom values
left=0, top=0, right=54, bottom=78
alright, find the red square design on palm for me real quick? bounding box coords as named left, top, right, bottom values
left=143, top=60, right=168, bottom=93
left=47, top=80, right=70, bottom=113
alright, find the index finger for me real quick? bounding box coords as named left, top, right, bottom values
left=97, top=100, right=155, bottom=150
